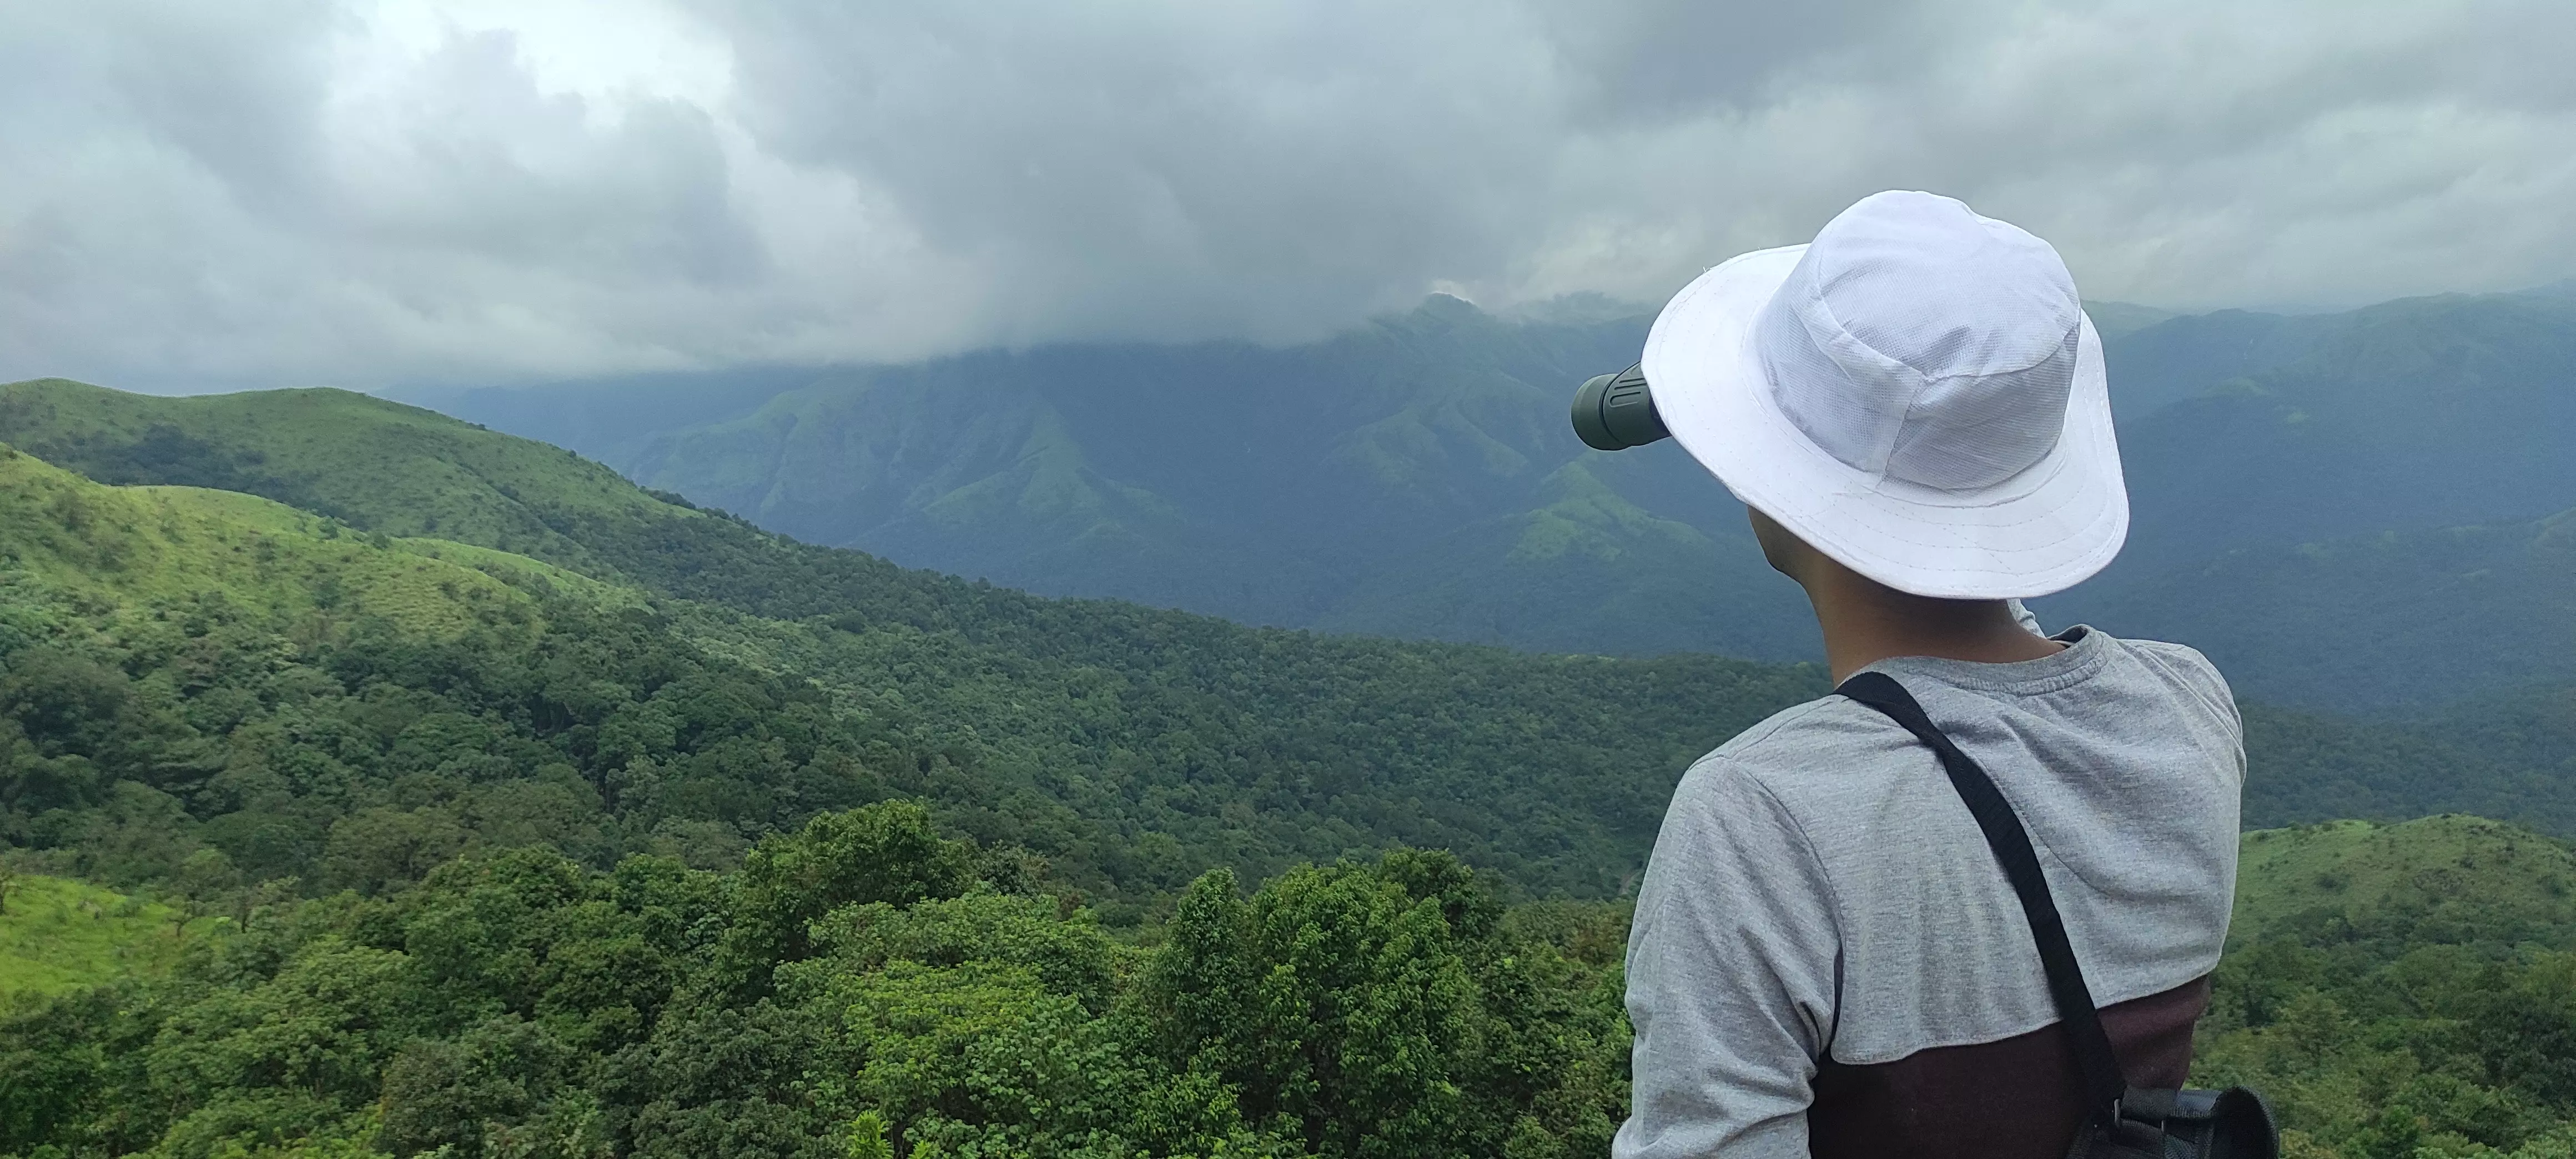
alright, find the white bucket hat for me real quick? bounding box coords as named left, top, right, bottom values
left=1643, top=190, right=2126, bottom=599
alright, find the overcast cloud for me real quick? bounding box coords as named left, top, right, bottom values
left=4, top=0, right=2573, bottom=390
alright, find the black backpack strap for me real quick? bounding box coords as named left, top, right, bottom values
left=1835, top=671, right=2129, bottom=1126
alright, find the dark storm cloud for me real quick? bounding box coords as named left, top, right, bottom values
left=3, top=0, right=2572, bottom=389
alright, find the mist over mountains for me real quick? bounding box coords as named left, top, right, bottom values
left=404, top=284, right=2576, bottom=710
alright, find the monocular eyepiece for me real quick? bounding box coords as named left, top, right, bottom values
left=1570, top=362, right=1670, bottom=451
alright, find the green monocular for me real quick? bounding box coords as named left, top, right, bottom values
left=1569, top=362, right=1671, bottom=451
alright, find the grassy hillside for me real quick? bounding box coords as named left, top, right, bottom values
left=0, top=379, right=683, bottom=581
left=0, top=872, right=194, bottom=999
left=2202, top=817, right=2576, bottom=1156
left=0, top=442, right=856, bottom=893
left=0, top=442, right=566, bottom=643
left=2228, top=815, right=2576, bottom=946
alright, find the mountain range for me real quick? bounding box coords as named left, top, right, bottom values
left=403, top=286, right=2576, bottom=709
left=4, top=375, right=2572, bottom=886
left=0, top=377, right=1817, bottom=904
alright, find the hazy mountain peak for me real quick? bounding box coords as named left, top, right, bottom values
left=1505, top=292, right=1657, bottom=326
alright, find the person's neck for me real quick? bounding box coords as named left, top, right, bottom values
left=1798, top=567, right=2065, bottom=683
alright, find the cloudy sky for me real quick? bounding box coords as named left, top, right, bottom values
left=4, top=0, right=2573, bottom=391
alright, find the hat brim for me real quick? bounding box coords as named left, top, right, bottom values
left=1642, top=245, right=2128, bottom=599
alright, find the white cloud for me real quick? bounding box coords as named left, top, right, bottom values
left=1, top=0, right=2571, bottom=390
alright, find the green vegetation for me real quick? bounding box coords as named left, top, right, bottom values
left=2201, top=817, right=2576, bottom=1157
left=7, top=375, right=2576, bottom=1156
left=0, top=802, right=1632, bottom=1158
left=2240, top=693, right=2576, bottom=839
left=0, top=379, right=675, bottom=579
left=0, top=441, right=910, bottom=899
left=0, top=873, right=194, bottom=999
left=11, top=375, right=2569, bottom=873
left=0, top=397, right=1826, bottom=909
left=9, top=809, right=2576, bottom=1157
left=2067, top=508, right=2576, bottom=709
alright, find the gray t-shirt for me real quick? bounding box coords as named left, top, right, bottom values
left=1615, top=624, right=2243, bottom=1157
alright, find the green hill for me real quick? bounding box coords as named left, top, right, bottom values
left=4, top=374, right=2576, bottom=1154
left=0, top=442, right=578, bottom=642
left=2228, top=815, right=2576, bottom=947
left=0, top=379, right=677, bottom=580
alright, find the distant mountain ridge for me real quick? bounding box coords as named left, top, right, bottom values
left=443, top=294, right=1825, bottom=662
left=2039, top=289, right=2576, bottom=704
left=398, top=286, right=2576, bottom=708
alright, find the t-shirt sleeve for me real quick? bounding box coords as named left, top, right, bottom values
left=1615, top=757, right=1843, bottom=1158
left=2130, top=639, right=2245, bottom=778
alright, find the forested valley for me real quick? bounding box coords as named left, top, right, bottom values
left=4, top=378, right=2576, bottom=1157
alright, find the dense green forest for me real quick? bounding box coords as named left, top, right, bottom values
left=6, top=376, right=2576, bottom=1156
left=11, top=813, right=2576, bottom=1158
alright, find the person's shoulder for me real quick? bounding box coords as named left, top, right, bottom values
left=2089, top=631, right=2240, bottom=727
left=1653, top=697, right=1898, bottom=884
left=1677, top=693, right=1916, bottom=802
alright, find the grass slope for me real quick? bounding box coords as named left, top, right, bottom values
left=2230, top=815, right=2576, bottom=948
left=0, top=379, right=684, bottom=581
left=0, top=873, right=190, bottom=999
left=0, top=444, right=577, bottom=643
left=2205, top=817, right=2576, bottom=1156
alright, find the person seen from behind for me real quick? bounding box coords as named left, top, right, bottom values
left=1612, top=191, right=2245, bottom=1156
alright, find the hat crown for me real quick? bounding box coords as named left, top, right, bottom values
left=1754, top=191, right=2082, bottom=491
